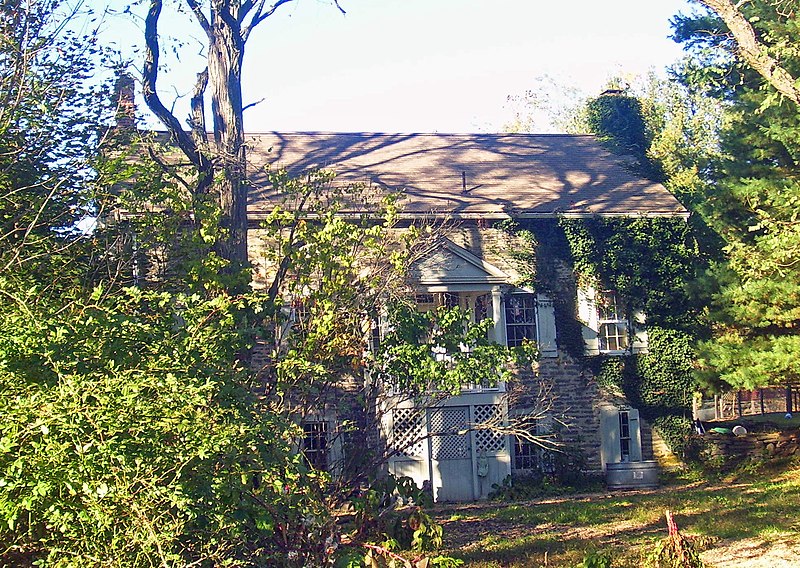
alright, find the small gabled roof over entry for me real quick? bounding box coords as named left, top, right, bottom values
left=411, top=239, right=509, bottom=287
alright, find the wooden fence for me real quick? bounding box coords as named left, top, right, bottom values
left=694, top=384, right=800, bottom=421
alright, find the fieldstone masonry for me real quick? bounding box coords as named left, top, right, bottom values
left=701, top=430, right=800, bottom=469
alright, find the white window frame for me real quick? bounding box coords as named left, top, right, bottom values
left=596, top=290, right=630, bottom=354
left=579, top=286, right=646, bottom=356
left=504, top=292, right=539, bottom=348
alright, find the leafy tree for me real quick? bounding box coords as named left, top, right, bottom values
left=672, top=0, right=800, bottom=389
left=584, top=90, right=660, bottom=179
left=695, top=0, right=800, bottom=105
left=0, top=0, right=109, bottom=281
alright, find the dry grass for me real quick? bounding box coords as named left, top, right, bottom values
left=433, top=462, right=800, bottom=567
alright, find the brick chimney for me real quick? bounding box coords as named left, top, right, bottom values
left=114, top=72, right=136, bottom=129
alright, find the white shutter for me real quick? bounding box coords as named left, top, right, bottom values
left=599, top=406, right=621, bottom=468
left=577, top=287, right=599, bottom=356
left=536, top=294, right=558, bottom=358
left=631, top=310, right=648, bottom=354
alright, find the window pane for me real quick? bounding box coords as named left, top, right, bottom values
left=475, top=293, right=490, bottom=322
left=599, top=323, right=629, bottom=352
left=514, top=438, right=538, bottom=470
left=598, top=291, right=624, bottom=320
left=619, top=412, right=631, bottom=461
left=505, top=294, right=537, bottom=347
left=302, top=422, right=328, bottom=470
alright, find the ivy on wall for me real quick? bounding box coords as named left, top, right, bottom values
left=562, top=217, right=702, bottom=454
left=560, top=217, right=700, bottom=331
left=499, top=216, right=704, bottom=455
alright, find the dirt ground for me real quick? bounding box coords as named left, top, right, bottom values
left=699, top=536, right=800, bottom=568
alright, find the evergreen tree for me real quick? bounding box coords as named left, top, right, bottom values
left=672, top=1, right=800, bottom=389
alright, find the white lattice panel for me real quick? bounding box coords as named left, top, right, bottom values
left=430, top=407, right=469, bottom=461
left=390, top=408, right=425, bottom=457
left=474, top=404, right=505, bottom=453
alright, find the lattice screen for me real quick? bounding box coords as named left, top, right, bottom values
left=473, top=404, right=506, bottom=453
left=430, top=407, right=470, bottom=461
left=390, top=408, right=425, bottom=457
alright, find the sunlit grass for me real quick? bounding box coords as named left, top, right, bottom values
left=436, top=458, right=800, bottom=567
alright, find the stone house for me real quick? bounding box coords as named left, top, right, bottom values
left=242, top=132, right=688, bottom=502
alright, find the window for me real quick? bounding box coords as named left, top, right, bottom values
left=290, top=298, right=312, bottom=340
left=513, top=437, right=538, bottom=470
left=416, top=292, right=460, bottom=312
left=474, top=293, right=491, bottom=323
left=301, top=422, right=328, bottom=470
left=597, top=291, right=629, bottom=352
left=619, top=411, right=631, bottom=462
left=505, top=294, right=537, bottom=347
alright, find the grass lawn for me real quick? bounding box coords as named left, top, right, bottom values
left=433, top=460, right=800, bottom=567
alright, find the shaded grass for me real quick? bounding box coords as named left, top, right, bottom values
left=435, top=460, right=800, bottom=567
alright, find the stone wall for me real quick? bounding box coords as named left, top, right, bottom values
left=524, top=356, right=604, bottom=471
left=701, top=430, right=800, bottom=468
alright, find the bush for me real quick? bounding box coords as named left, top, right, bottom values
left=0, top=287, right=330, bottom=566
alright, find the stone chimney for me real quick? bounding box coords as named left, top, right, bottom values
left=114, top=72, right=136, bottom=129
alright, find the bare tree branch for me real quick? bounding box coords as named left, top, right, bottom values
left=147, top=146, right=194, bottom=194
left=698, top=0, right=800, bottom=106
left=242, top=97, right=266, bottom=112
left=184, top=0, right=212, bottom=37
left=143, top=1, right=200, bottom=165
left=143, top=0, right=213, bottom=195
left=242, top=0, right=296, bottom=43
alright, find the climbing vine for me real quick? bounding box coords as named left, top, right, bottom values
left=561, top=216, right=703, bottom=455
left=499, top=216, right=704, bottom=455
left=560, top=217, right=700, bottom=331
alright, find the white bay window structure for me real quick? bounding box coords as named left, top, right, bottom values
left=382, top=239, right=558, bottom=501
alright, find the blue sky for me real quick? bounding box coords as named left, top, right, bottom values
left=108, top=0, right=697, bottom=133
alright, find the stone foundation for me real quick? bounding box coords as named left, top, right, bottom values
left=528, top=356, right=604, bottom=471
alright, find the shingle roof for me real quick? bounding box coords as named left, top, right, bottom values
left=245, top=132, right=687, bottom=219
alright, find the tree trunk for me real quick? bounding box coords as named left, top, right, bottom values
left=208, top=12, right=249, bottom=279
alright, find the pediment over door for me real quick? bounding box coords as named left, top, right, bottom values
left=411, top=240, right=509, bottom=286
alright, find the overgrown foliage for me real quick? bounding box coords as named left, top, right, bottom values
left=0, top=286, right=333, bottom=566
left=559, top=216, right=699, bottom=454
left=585, top=91, right=664, bottom=181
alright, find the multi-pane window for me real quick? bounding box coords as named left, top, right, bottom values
left=505, top=294, right=537, bottom=347
left=597, top=291, right=629, bottom=352
left=416, top=292, right=460, bottom=312
left=290, top=298, right=312, bottom=339
left=302, top=422, right=328, bottom=470
left=513, top=437, right=538, bottom=470
left=619, top=411, right=631, bottom=462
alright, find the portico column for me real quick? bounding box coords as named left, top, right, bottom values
left=492, top=286, right=506, bottom=346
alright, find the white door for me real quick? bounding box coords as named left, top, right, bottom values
left=428, top=406, right=474, bottom=502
